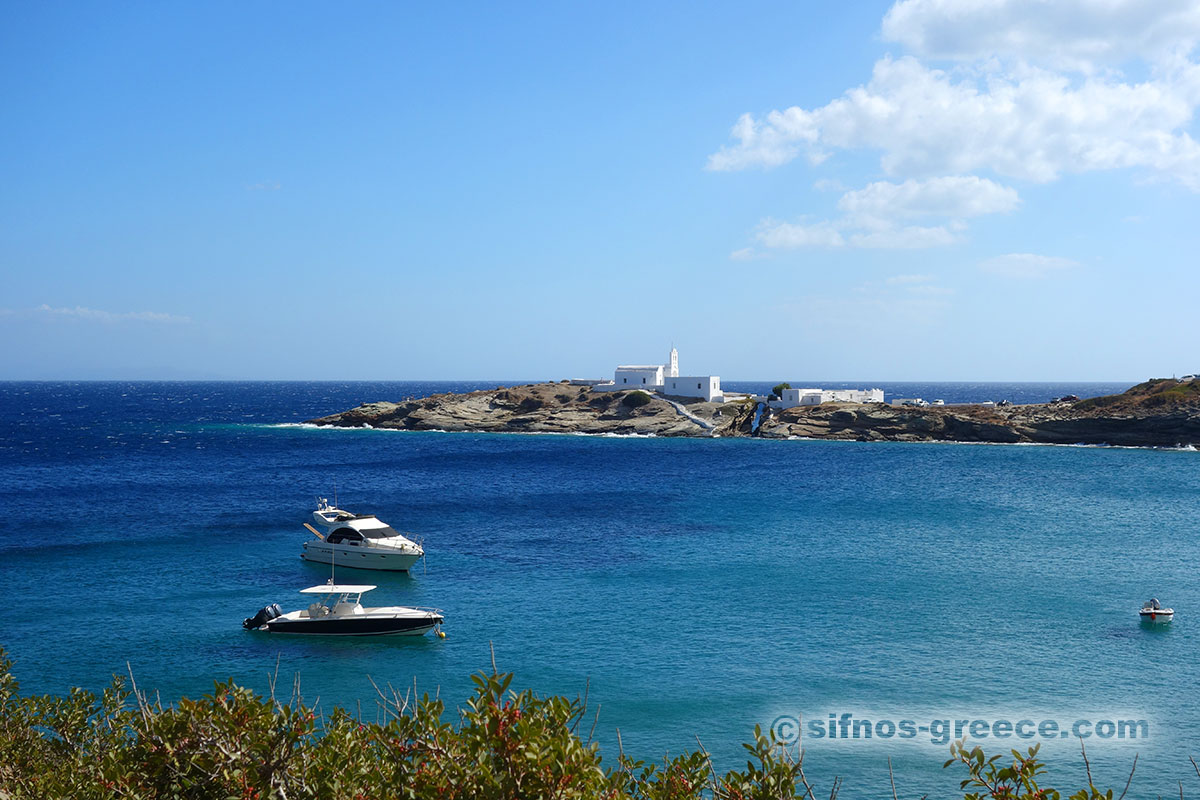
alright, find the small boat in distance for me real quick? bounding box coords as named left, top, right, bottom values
left=1139, top=598, right=1174, bottom=623
left=243, top=583, right=444, bottom=636
left=302, top=497, right=424, bottom=572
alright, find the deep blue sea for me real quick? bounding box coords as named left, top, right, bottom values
left=3, top=380, right=1199, bottom=796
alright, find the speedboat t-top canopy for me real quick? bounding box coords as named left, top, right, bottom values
left=301, top=584, right=376, bottom=594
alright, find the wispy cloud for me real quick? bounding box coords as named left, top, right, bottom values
left=885, top=273, right=935, bottom=285
left=882, top=0, right=1200, bottom=71
left=729, top=247, right=770, bottom=261
left=246, top=180, right=281, bottom=191
left=776, top=275, right=956, bottom=333
left=756, top=219, right=845, bottom=249
left=978, top=253, right=1080, bottom=278
left=838, top=176, right=1019, bottom=223
left=4, top=304, right=194, bottom=323
left=750, top=176, right=1017, bottom=251
left=846, top=225, right=958, bottom=249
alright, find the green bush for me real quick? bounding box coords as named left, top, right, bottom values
left=771, top=383, right=791, bottom=400
left=0, top=648, right=804, bottom=800
left=0, top=648, right=1145, bottom=800
left=622, top=391, right=652, bottom=408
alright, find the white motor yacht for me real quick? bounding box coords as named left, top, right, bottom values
left=1139, top=598, right=1174, bottom=623
left=302, top=498, right=424, bottom=572
left=243, top=583, right=444, bottom=636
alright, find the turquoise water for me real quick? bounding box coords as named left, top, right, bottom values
left=1, top=381, right=1196, bottom=796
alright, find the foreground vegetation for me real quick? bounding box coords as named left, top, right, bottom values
left=0, top=648, right=1144, bottom=799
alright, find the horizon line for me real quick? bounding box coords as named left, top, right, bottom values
left=0, top=377, right=1145, bottom=384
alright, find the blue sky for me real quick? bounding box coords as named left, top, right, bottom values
left=2, top=1, right=1198, bottom=381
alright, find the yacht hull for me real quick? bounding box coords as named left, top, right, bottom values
left=302, top=541, right=421, bottom=571
left=264, top=616, right=439, bottom=636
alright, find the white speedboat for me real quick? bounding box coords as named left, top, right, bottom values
left=302, top=498, right=424, bottom=572
left=243, top=583, right=444, bottom=636
left=1139, top=598, right=1174, bottom=623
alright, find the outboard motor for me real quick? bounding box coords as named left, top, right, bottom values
left=243, top=603, right=283, bottom=630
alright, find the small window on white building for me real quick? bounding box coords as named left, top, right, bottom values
left=642, top=378, right=646, bottom=384
left=697, top=383, right=701, bottom=389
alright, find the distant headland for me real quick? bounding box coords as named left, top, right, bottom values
left=307, top=377, right=1200, bottom=448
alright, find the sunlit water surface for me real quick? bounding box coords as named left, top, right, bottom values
left=1, top=381, right=1195, bottom=796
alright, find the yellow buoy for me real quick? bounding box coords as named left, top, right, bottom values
left=437, top=629, right=446, bottom=639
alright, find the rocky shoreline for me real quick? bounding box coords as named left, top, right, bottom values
left=306, top=379, right=1200, bottom=448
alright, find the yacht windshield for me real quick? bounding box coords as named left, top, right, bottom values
left=327, top=528, right=364, bottom=544
left=362, top=525, right=403, bottom=539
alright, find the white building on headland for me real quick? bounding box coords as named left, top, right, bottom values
left=774, top=387, right=884, bottom=408
left=663, top=375, right=723, bottom=403
left=613, top=364, right=664, bottom=388
left=598, top=347, right=724, bottom=402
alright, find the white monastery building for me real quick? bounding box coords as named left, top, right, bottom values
left=599, top=347, right=724, bottom=402
left=774, top=387, right=884, bottom=408
left=663, top=375, right=723, bottom=403
left=613, top=364, right=664, bottom=388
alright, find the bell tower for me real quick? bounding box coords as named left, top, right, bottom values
left=667, top=346, right=678, bottom=378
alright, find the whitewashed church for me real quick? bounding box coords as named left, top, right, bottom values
left=597, top=347, right=724, bottom=402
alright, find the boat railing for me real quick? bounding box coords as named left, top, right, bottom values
left=408, top=606, right=445, bottom=616
left=359, top=536, right=423, bottom=552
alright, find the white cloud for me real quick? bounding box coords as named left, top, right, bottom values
left=708, top=56, right=1200, bottom=187
left=886, top=273, right=934, bottom=285
left=246, top=180, right=281, bottom=191
left=780, top=276, right=955, bottom=332
left=848, top=225, right=957, bottom=249
left=730, top=247, right=770, bottom=261
left=978, top=253, right=1079, bottom=278
left=756, top=219, right=957, bottom=251
left=715, top=2, right=1200, bottom=259
left=882, top=0, right=1200, bottom=70
left=708, top=111, right=820, bottom=172
left=813, top=178, right=847, bottom=192
left=756, top=219, right=845, bottom=249
left=30, top=304, right=191, bottom=323
left=838, top=176, right=1019, bottom=222
left=753, top=175, right=1015, bottom=251
left=904, top=283, right=956, bottom=296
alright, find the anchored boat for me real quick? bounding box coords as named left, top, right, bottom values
left=243, top=583, right=444, bottom=636
left=1139, top=598, right=1174, bottom=623
left=302, top=497, right=424, bottom=572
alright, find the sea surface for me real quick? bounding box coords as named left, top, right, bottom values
left=2, top=380, right=1198, bottom=796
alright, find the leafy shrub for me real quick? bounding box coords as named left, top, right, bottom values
left=0, top=648, right=816, bottom=800
left=622, top=391, right=652, bottom=408
left=0, top=648, right=1148, bottom=800
left=771, top=382, right=791, bottom=400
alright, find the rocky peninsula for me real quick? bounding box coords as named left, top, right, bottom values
left=306, top=379, right=1200, bottom=447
